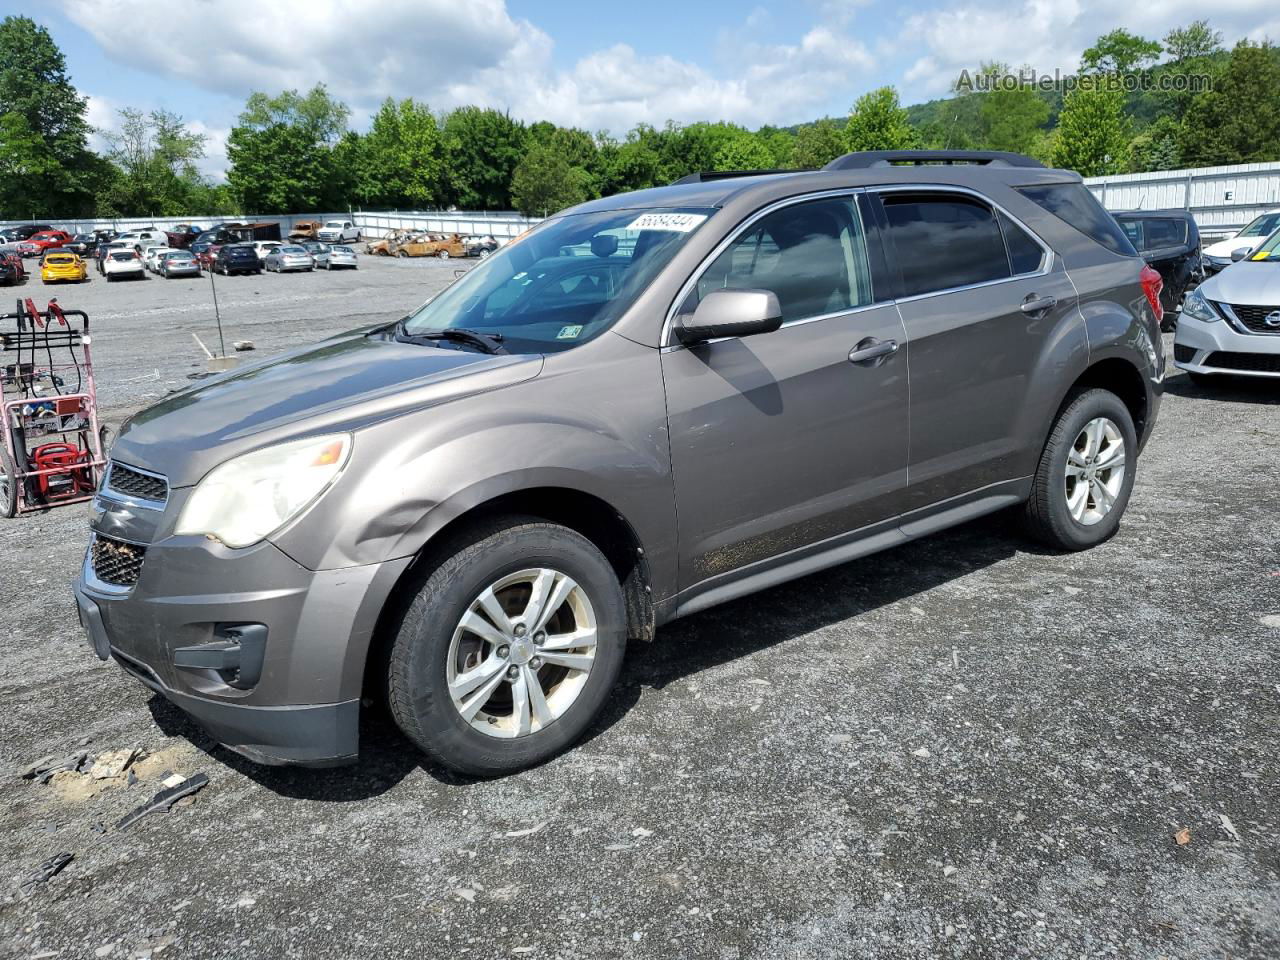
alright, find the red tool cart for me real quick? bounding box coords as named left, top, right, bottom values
left=1, top=298, right=113, bottom=517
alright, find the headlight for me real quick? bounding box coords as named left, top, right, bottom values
left=175, top=434, right=351, bottom=548
left=1180, top=287, right=1220, bottom=323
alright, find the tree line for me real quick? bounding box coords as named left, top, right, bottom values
left=1, top=15, right=1277, bottom=222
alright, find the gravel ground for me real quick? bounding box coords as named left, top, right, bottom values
left=1, top=256, right=1278, bottom=959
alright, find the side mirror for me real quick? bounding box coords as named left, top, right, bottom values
left=1231, top=247, right=1251, bottom=262
left=674, top=289, right=783, bottom=345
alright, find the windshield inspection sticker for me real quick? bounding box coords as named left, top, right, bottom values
left=625, top=212, right=708, bottom=233
left=557, top=325, right=584, bottom=340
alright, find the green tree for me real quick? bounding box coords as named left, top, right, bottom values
left=1163, top=20, right=1223, bottom=61
left=792, top=118, right=845, bottom=168
left=1128, top=115, right=1182, bottom=172
left=597, top=127, right=664, bottom=194
left=1081, top=29, right=1162, bottom=73
left=356, top=98, right=443, bottom=208
left=510, top=142, right=590, bottom=217
left=441, top=107, right=526, bottom=209
left=1180, top=40, right=1280, bottom=165
left=0, top=15, right=97, bottom=217
left=1052, top=83, right=1131, bottom=175
left=975, top=63, right=1050, bottom=153
left=845, top=87, right=917, bottom=152
left=100, top=108, right=208, bottom=216
left=227, top=84, right=350, bottom=212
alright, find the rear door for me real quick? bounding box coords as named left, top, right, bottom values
left=871, top=187, right=1079, bottom=512
left=661, top=193, right=910, bottom=591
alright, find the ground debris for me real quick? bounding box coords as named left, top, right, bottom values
left=233, top=340, right=255, bottom=351
left=1219, top=814, right=1242, bottom=842
left=116, top=773, right=209, bottom=831
left=18, top=852, right=73, bottom=896
left=504, top=822, right=547, bottom=839
left=1174, top=827, right=1192, bottom=846
left=89, top=747, right=143, bottom=781
left=21, top=752, right=89, bottom=784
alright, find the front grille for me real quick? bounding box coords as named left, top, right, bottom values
left=1173, top=344, right=1196, bottom=363
left=1227, top=303, right=1280, bottom=334
left=106, top=462, right=167, bottom=503
left=91, top=535, right=146, bottom=587
left=1205, top=351, right=1280, bottom=374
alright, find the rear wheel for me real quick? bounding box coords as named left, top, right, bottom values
left=438, top=250, right=450, bottom=260
left=0, top=445, right=17, bottom=518
left=397, top=250, right=409, bottom=259
left=388, top=519, right=626, bottom=777
left=1022, top=388, right=1137, bottom=551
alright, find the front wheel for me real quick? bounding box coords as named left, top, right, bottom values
left=437, top=250, right=450, bottom=260
left=1022, top=388, right=1137, bottom=551
left=388, top=519, right=627, bottom=777
left=0, top=445, right=16, bottom=518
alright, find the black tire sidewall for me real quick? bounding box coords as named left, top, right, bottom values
left=392, top=523, right=626, bottom=776
left=1040, top=390, right=1137, bottom=549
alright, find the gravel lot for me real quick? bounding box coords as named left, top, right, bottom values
left=1, top=255, right=1278, bottom=959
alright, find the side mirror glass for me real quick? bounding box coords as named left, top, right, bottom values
left=1231, top=247, right=1251, bottom=262
left=674, top=289, right=783, bottom=345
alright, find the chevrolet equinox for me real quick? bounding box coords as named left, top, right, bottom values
left=74, top=150, right=1164, bottom=775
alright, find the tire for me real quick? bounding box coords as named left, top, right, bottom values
left=388, top=518, right=627, bottom=777
left=438, top=250, right=450, bottom=260
left=0, top=445, right=16, bottom=518
left=1022, top=388, right=1137, bottom=551
left=397, top=250, right=409, bottom=259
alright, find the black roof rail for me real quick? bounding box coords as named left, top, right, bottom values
left=670, top=169, right=802, bottom=185
left=824, top=150, right=1044, bottom=170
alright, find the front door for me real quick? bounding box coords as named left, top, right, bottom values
left=661, top=194, right=910, bottom=593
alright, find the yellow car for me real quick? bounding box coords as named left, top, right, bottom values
left=41, top=252, right=88, bottom=283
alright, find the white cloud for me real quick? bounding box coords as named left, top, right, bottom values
left=59, top=0, right=875, bottom=144
left=83, top=93, right=230, bottom=181
left=897, top=0, right=1280, bottom=99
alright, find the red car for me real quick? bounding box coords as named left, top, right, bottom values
left=0, top=251, right=26, bottom=285
left=18, top=230, right=73, bottom=258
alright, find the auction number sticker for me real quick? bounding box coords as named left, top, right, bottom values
left=625, top=213, right=708, bottom=233
left=557, top=325, right=584, bottom=340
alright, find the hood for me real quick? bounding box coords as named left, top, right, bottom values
left=1204, top=235, right=1260, bottom=259
left=1200, top=260, right=1280, bottom=306
left=112, top=332, right=543, bottom=486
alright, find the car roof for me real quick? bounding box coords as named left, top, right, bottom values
left=562, top=156, right=1081, bottom=217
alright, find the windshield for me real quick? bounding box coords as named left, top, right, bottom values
left=324, top=221, right=344, bottom=228
left=1248, top=228, right=1280, bottom=261
left=1239, top=213, right=1280, bottom=239
left=110, top=252, right=136, bottom=261
left=400, top=207, right=713, bottom=353
left=280, top=246, right=306, bottom=254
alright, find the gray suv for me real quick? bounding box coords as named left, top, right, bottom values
left=74, top=150, right=1163, bottom=776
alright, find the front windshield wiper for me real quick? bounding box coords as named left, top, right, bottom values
left=394, top=323, right=507, bottom=355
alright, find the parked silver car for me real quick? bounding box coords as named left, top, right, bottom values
left=159, top=250, right=200, bottom=278
left=263, top=245, right=314, bottom=273
left=302, top=241, right=330, bottom=267
left=74, top=150, right=1162, bottom=777
left=1173, top=227, right=1280, bottom=382
left=323, top=244, right=358, bottom=269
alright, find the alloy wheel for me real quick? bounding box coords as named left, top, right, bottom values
left=446, top=567, right=597, bottom=739
left=1064, top=417, right=1126, bottom=526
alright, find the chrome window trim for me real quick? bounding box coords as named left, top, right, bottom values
left=101, top=461, right=169, bottom=512
left=870, top=183, right=1054, bottom=305
left=660, top=188, right=880, bottom=348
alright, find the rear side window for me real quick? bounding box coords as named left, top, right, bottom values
left=1143, top=218, right=1185, bottom=248
left=882, top=193, right=1010, bottom=297
left=998, top=211, right=1047, bottom=275
left=1015, top=183, right=1137, bottom=257
left=683, top=196, right=874, bottom=322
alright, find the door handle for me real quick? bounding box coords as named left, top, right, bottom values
left=848, top=338, right=899, bottom=364
left=1020, top=294, right=1057, bottom=314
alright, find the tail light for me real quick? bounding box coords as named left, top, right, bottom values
left=1139, top=265, right=1164, bottom=326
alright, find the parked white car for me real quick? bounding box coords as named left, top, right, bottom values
left=316, top=220, right=360, bottom=243
left=103, top=250, right=145, bottom=281
left=1201, top=209, right=1280, bottom=274
left=1174, top=226, right=1280, bottom=384
left=143, top=245, right=170, bottom=272
left=251, top=240, right=283, bottom=262
left=116, top=230, right=169, bottom=253
left=325, top=244, right=358, bottom=269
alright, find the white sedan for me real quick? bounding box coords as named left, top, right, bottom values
left=104, top=250, right=146, bottom=281
left=325, top=244, right=358, bottom=269
left=263, top=245, right=314, bottom=272
left=143, top=245, right=170, bottom=272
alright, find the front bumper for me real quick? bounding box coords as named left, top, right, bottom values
left=74, top=507, right=410, bottom=766
left=1173, top=310, right=1280, bottom=377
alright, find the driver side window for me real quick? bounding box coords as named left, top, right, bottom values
left=682, top=196, right=874, bottom=323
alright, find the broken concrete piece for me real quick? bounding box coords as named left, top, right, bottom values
left=90, top=748, right=142, bottom=781
left=233, top=340, right=255, bottom=351
left=116, top=773, right=209, bottom=831
left=22, top=752, right=89, bottom=784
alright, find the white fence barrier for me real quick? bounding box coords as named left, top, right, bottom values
left=1086, top=161, right=1280, bottom=238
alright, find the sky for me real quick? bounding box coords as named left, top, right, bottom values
left=20, top=0, right=1280, bottom=180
